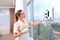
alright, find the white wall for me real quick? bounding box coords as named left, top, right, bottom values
left=15, top=0, right=23, bottom=13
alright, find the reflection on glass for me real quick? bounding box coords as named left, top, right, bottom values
left=27, top=0, right=30, bottom=3
left=27, top=5, right=31, bottom=20
left=0, top=8, right=10, bottom=35
left=33, top=0, right=60, bottom=40
left=54, top=8, right=60, bottom=19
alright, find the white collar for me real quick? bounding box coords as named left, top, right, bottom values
left=18, top=19, right=25, bottom=23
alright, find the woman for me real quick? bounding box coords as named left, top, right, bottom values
left=13, top=10, right=43, bottom=40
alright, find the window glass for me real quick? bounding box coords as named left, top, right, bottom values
left=27, top=0, right=30, bottom=3
left=0, top=8, right=10, bottom=35
left=27, top=5, right=31, bottom=20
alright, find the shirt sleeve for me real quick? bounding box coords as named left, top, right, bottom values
left=13, top=23, right=19, bottom=33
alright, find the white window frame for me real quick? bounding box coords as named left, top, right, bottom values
left=23, top=0, right=34, bottom=37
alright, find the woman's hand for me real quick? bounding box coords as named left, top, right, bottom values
left=13, top=31, right=26, bottom=38
left=13, top=28, right=30, bottom=38
left=13, top=32, right=20, bottom=38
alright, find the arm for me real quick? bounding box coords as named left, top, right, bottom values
left=13, top=28, right=30, bottom=38
left=29, top=20, right=42, bottom=27
left=13, top=31, right=24, bottom=38
left=13, top=23, right=29, bottom=38
left=13, top=23, right=25, bottom=38
left=53, top=31, right=60, bottom=36
left=13, top=31, right=27, bottom=38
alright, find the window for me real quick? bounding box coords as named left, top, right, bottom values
left=33, top=0, right=53, bottom=40
left=54, top=7, right=60, bottom=19
left=27, top=5, right=31, bottom=20
left=0, top=8, right=10, bottom=35
left=51, top=0, right=60, bottom=19
left=27, top=0, right=30, bottom=3
left=25, top=0, right=60, bottom=40
left=33, top=0, right=60, bottom=40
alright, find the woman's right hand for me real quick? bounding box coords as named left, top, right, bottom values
left=13, top=30, right=29, bottom=38
left=13, top=32, right=25, bottom=38
left=13, top=28, right=30, bottom=38
left=13, top=32, right=20, bottom=38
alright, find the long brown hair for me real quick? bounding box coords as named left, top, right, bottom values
left=15, top=10, right=22, bottom=21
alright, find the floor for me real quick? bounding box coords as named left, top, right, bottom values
left=0, top=34, right=14, bottom=40
left=0, top=34, right=34, bottom=40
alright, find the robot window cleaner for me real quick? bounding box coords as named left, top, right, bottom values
left=44, top=10, right=51, bottom=20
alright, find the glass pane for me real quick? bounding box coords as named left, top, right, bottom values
left=33, top=0, right=52, bottom=20
left=27, top=5, right=31, bottom=20
left=27, top=0, right=30, bottom=3
left=0, top=8, right=10, bottom=35
left=54, top=9, right=60, bottom=19
left=53, top=0, right=60, bottom=19
left=51, top=19, right=60, bottom=40
left=33, top=0, right=60, bottom=40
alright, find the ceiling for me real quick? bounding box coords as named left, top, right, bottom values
left=0, top=0, right=15, bottom=8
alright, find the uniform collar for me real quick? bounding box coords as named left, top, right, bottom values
left=18, top=19, right=25, bottom=23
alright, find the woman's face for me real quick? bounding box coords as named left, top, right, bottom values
left=19, top=11, right=25, bottom=19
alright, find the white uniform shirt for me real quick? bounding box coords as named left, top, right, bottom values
left=13, top=19, right=33, bottom=40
